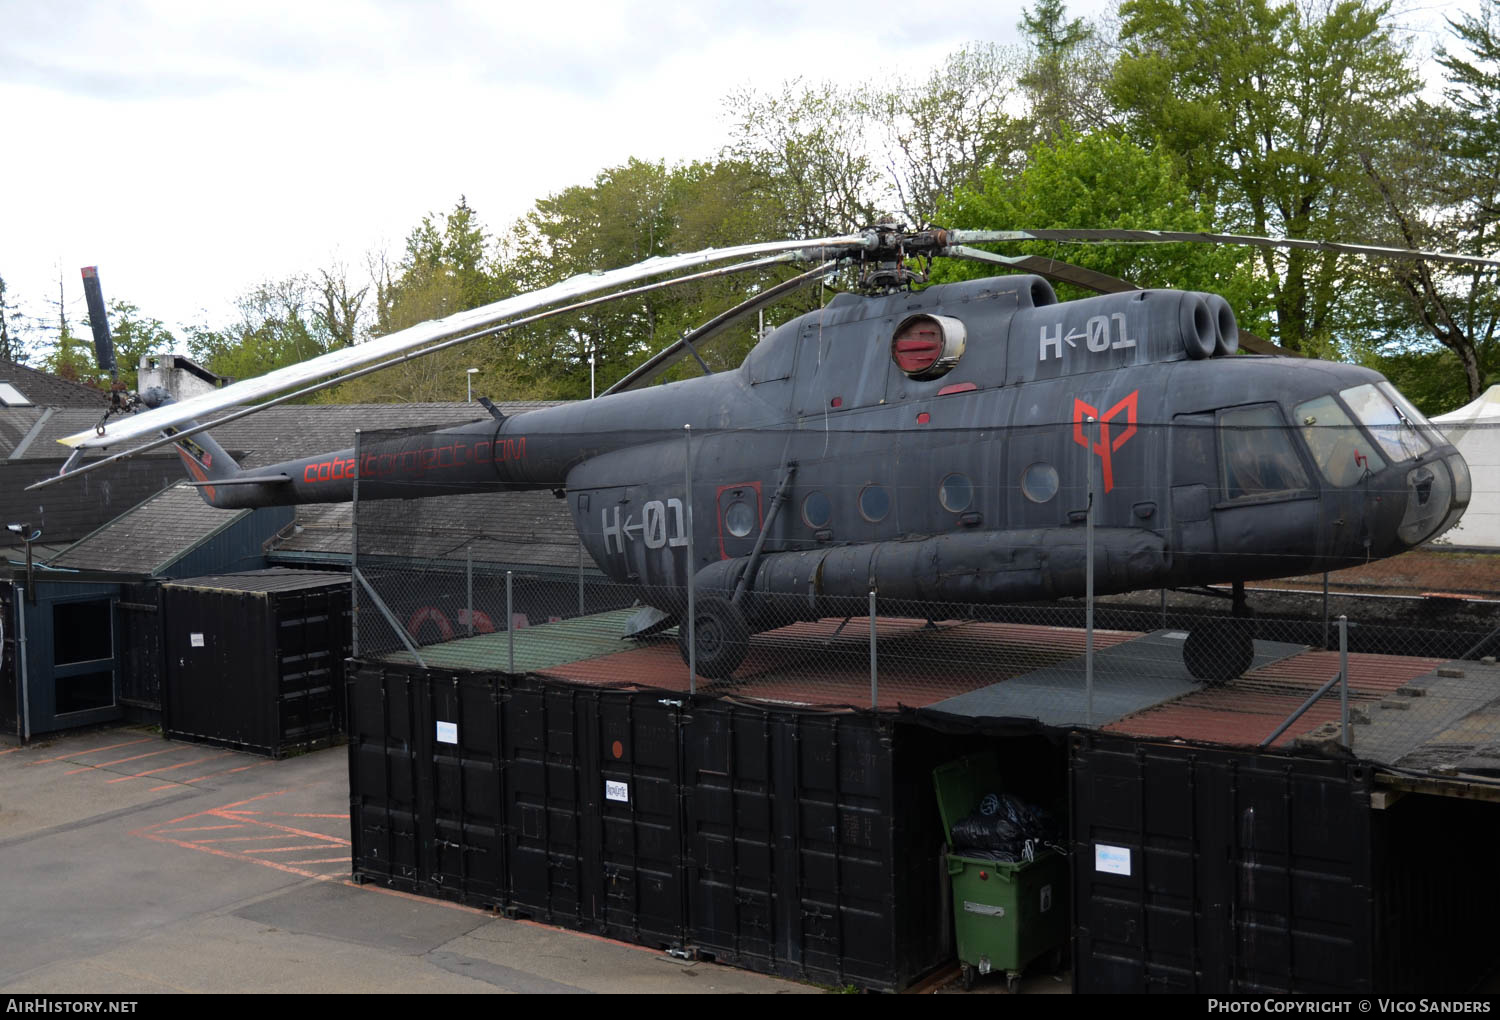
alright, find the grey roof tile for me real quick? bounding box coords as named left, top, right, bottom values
left=48, top=484, right=249, bottom=574
left=0, top=359, right=110, bottom=409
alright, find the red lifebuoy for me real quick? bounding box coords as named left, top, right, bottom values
left=406, top=606, right=454, bottom=642
left=457, top=609, right=495, bottom=634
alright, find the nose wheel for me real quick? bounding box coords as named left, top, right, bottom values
left=677, top=595, right=750, bottom=679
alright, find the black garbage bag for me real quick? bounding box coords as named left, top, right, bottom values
left=951, top=793, right=1058, bottom=859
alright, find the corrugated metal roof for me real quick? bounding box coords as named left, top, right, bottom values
left=0, top=358, right=110, bottom=409
left=1104, top=650, right=1446, bottom=749
left=277, top=489, right=584, bottom=570
left=162, top=567, right=350, bottom=595
left=47, top=484, right=252, bottom=574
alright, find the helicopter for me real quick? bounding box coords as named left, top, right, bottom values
left=34, top=225, right=1493, bottom=681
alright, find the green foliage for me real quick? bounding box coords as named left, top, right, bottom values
left=0, top=273, right=27, bottom=365
left=935, top=131, right=1271, bottom=328
left=1111, top=0, right=1419, bottom=353
left=100, top=300, right=176, bottom=389
left=187, top=276, right=332, bottom=388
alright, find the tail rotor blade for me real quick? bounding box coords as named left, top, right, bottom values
left=79, top=266, right=117, bottom=380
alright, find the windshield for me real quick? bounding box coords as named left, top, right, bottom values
left=1340, top=383, right=1431, bottom=463
left=1294, top=395, right=1386, bottom=487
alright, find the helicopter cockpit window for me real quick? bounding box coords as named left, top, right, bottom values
left=1340, top=382, right=1432, bottom=463
left=1219, top=405, right=1310, bottom=501
left=1294, top=395, right=1386, bottom=487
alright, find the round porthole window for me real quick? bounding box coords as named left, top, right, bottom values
left=802, top=491, right=832, bottom=529
left=859, top=484, right=890, bottom=522
left=1022, top=463, right=1059, bottom=503
left=724, top=500, right=756, bottom=538
left=939, top=473, right=973, bottom=512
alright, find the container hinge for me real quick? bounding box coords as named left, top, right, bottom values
left=658, top=698, right=684, bottom=708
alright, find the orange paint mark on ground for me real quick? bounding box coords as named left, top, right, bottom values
left=149, top=759, right=274, bottom=791
left=193, top=835, right=292, bottom=844
left=132, top=827, right=335, bottom=882
left=242, top=844, right=345, bottom=854
left=157, top=824, right=246, bottom=834
left=64, top=748, right=175, bottom=774
left=268, top=813, right=347, bottom=819
left=28, top=737, right=153, bottom=765
left=289, top=857, right=349, bottom=865
left=164, top=789, right=290, bottom=825
left=209, top=815, right=348, bottom=845
left=107, top=753, right=232, bottom=783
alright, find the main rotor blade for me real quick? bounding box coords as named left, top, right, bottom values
left=941, top=244, right=1291, bottom=356
left=56, top=234, right=871, bottom=453
left=603, top=260, right=843, bottom=396
left=947, top=229, right=1500, bottom=270
left=27, top=252, right=813, bottom=492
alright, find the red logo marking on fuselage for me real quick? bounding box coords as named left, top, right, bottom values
left=300, top=436, right=526, bottom=485
left=1072, top=390, right=1138, bottom=493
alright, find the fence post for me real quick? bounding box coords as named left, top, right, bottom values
left=1339, top=615, right=1350, bottom=749
left=507, top=570, right=515, bottom=675
left=351, top=428, right=361, bottom=658
left=1085, top=415, right=1097, bottom=728
left=577, top=540, right=585, bottom=617
left=685, top=424, right=695, bottom=696
left=466, top=546, right=474, bottom=638
left=869, top=589, right=878, bottom=711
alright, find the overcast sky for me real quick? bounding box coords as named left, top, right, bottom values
left=0, top=0, right=1476, bottom=348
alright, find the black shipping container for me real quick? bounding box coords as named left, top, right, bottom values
left=162, top=569, right=351, bottom=757
left=345, top=661, right=952, bottom=991
left=1070, top=733, right=1500, bottom=995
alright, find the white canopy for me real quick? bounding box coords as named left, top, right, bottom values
left=1432, top=385, right=1500, bottom=548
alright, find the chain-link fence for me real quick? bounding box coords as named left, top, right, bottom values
left=348, top=416, right=1500, bottom=783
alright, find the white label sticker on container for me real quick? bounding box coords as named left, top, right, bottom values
left=605, top=780, right=629, bottom=803
left=190, top=633, right=204, bottom=647
left=1095, top=843, right=1132, bottom=876
left=436, top=721, right=457, bottom=745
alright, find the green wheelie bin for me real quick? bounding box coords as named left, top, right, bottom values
left=932, top=752, right=1069, bottom=992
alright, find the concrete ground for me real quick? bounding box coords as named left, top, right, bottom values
left=0, top=726, right=813, bottom=994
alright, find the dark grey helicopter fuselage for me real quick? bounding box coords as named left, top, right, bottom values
left=189, top=273, right=1468, bottom=622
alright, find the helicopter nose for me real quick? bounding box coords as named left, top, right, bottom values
left=1396, top=451, right=1470, bottom=546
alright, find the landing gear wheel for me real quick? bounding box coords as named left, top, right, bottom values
left=677, top=595, right=750, bottom=679
left=1184, top=618, right=1255, bottom=685
left=960, top=964, right=975, bottom=991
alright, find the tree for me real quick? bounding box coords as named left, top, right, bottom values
left=103, top=300, right=177, bottom=390
left=0, top=273, right=27, bottom=365
left=1018, top=0, right=1118, bottom=143
left=866, top=43, right=1032, bottom=227
left=41, top=270, right=93, bottom=382
left=1110, top=0, right=1419, bottom=353
left=723, top=80, right=881, bottom=237
left=1346, top=5, right=1500, bottom=406
left=315, top=262, right=368, bottom=349
left=934, top=131, right=1271, bottom=325
left=187, top=276, right=331, bottom=386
